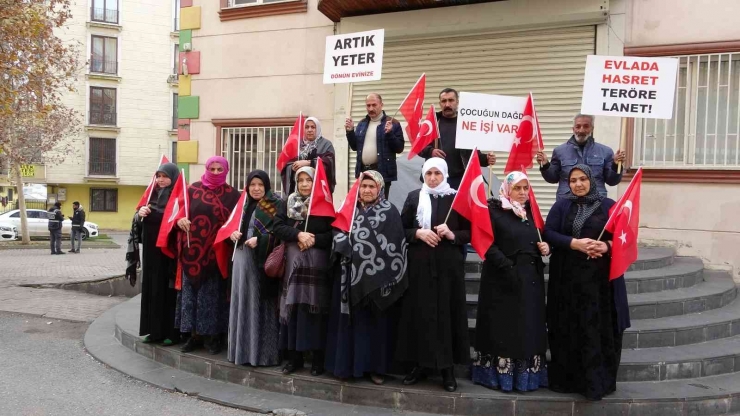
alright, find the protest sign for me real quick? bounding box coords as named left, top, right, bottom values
left=323, top=29, right=384, bottom=84
left=581, top=55, right=679, bottom=119
left=455, top=92, right=528, bottom=151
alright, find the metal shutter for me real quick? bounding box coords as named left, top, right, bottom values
left=349, top=25, right=596, bottom=215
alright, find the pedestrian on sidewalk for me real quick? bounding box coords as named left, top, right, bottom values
left=69, top=201, right=86, bottom=253
left=48, top=202, right=64, bottom=255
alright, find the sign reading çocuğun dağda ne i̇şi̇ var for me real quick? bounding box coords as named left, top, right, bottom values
left=455, top=92, right=528, bottom=152
left=581, top=55, right=679, bottom=119
left=323, top=29, right=384, bottom=84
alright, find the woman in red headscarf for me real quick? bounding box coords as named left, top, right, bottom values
left=174, top=156, right=241, bottom=355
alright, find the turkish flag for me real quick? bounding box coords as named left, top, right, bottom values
left=450, top=147, right=494, bottom=257
left=408, top=105, right=440, bottom=160
left=307, top=158, right=335, bottom=218
left=156, top=169, right=188, bottom=258
left=398, top=73, right=426, bottom=142
left=604, top=167, right=643, bottom=280
left=214, top=188, right=248, bottom=277
left=276, top=113, right=306, bottom=173
left=528, top=184, right=545, bottom=231
left=504, top=93, right=544, bottom=174
left=332, top=176, right=361, bottom=233
left=136, top=154, right=170, bottom=209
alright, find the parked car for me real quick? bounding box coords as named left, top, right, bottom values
left=0, top=222, right=17, bottom=241
left=0, top=209, right=99, bottom=240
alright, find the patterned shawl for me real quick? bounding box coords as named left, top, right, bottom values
left=179, top=181, right=240, bottom=286
left=564, top=164, right=604, bottom=238
left=286, top=166, right=314, bottom=220
left=332, top=199, right=408, bottom=316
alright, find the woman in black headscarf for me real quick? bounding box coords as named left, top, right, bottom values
left=325, top=171, right=408, bottom=385
left=227, top=170, right=283, bottom=366
left=544, top=164, right=630, bottom=401
left=136, top=162, right=181, bottom=345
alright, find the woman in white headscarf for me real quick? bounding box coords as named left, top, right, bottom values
left=472, top=171, right=550, bottom=393
left=395, top=157, right=472, bottom=392
left=280, top=117, right=335, bottom=198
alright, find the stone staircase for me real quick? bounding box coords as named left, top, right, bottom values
left=103, top=246, right=740, bottom=415
left=466, top=247, right=740, bottom=385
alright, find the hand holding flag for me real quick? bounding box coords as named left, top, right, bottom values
left=276, top=113, right=306, bottom=173
left=449, top=147, right=494, bottom=257
left=214, top=188, right=248, bottom=277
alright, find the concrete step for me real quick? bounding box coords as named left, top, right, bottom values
left=466, top=271, right=736, bottom=321
left=464, top=256, right=702, bottom=296
left=619, top=333, right=740, bottom=382
left=109, top=296, right=740, bottom=415
left=624, top=295, right=740, bottom=349
left=464, top=246, right=675, bottom=274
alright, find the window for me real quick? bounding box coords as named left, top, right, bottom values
left=89, top=87, right=116, bottom=125
left=91, top=36, right=117, bottom=74
left=635, top=52, right=740, bottom=168
left=230, top=0, right=293, bottom=5
left=9, top=212, right=19, bottom=218
left=90, top=188, right=118, bottom=212
left=173, top=44, right=179, bottom=75
left=172, top=93, right=179, bottom=130
left=171, top=142, right=178, bottom=164
left=27, top=211, right=41, bottom=219
left=221, top=125, right=291, bottom=194
left=91, top=0, right=118, bottom=24
left=89, top=137, right=117, bottom=176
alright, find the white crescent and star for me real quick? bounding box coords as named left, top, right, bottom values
left=470, top=176, right=487, bottom=209
left=517, top=115, right=539, bottom=145
left=617, top=200, right=634, bottom=245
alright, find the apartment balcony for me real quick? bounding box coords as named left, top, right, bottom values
left=88, top=161, right=117, bottom=177
left=90, top=57, right=118, bottom=75
left=90, top=7, right=119, bottom=24
left=89, top=111, right=117, bottom=126
left=317, top=0, right=503, bottom=22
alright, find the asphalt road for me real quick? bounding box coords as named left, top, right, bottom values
left=0, top=312, right=257, bottom=416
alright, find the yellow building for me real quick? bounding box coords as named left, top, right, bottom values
left=36, top=0, right=183, bottom=230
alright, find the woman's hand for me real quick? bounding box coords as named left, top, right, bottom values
left=434, top=224, right=455, bottom=241
left=298, top=232, right=315, bottom=248
left=416, top=229, right=441, bottom=247
left=177, top=218, right=191, bottom=232
left=291, top=160, right=311, bottom=171
left=138, top=206, right=151, bottom=218
left=230, top=230, right=242, bottom=243
left=586, top=240, right=608, bottom=258
left=537, top=242, right=550, bottom=256
left=245, top=237, right=258, bottom=249
left=570, top=238, right=594, bottom=254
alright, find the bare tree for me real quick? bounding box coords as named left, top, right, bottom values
left=0, top=0, right=83, bottom=243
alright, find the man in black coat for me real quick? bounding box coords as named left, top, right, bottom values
left=47, top=202, right=64, bottom=255
left=69, top=201, right=86, bottom=253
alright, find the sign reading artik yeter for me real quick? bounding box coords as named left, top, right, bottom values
left=323, top=29, right=384, bottom=84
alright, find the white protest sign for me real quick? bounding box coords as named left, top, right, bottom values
left=323, top=29, right=384, bottom=84
left=581, top=55, right=679, bottom=119
left=455, top=92, right=528, bottom=151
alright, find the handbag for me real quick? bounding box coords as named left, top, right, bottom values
left=264, top=242, right=285, bottom=278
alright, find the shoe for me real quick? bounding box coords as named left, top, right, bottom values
left=441, top=367, right=457, bottom=392
left=206, top=337, right=222, bottom=355
left=180, top=337, right=202, bottom=353
left=310, top=350, right=324, bottom=376
left=162, top=338, right=179, bottom=346
left=402, top=366, right=427, bottom=386
left=142, top=335, right=153, bottom=344
left=68, top=249, right=76, bottom=253
left=370, top=373, right=385, bottom=385
left=56, top=251, right=66, bottom=255
left=282, top=352, right=304, bottom=375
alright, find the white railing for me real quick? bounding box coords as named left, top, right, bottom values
left=634, top=52, right=740, bottom=168
left=221, top=126, right=290, bottom=195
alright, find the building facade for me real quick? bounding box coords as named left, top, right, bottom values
left=33, top=0, right=181, bottom=229
left=176, top=0, right=739, bottom=279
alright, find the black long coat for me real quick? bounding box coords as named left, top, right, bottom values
left=395, top=190, right=471, bottom=369
left=474, top=200, right=547, bottom=359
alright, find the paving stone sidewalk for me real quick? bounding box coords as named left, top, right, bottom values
left=0, top=233, right=130, bottom=322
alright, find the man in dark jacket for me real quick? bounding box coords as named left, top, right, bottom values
left=345, top=93, right=405, bottom=199
left=536, top=114, right=626, bottom=201
left=48, top=202, right=64, bottom=255
left=419, top=88, right=496, bottom=189
left=69, top=201, right=86, bottom=253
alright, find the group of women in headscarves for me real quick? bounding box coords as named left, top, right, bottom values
left=131, top=115, right=628, bottom=401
